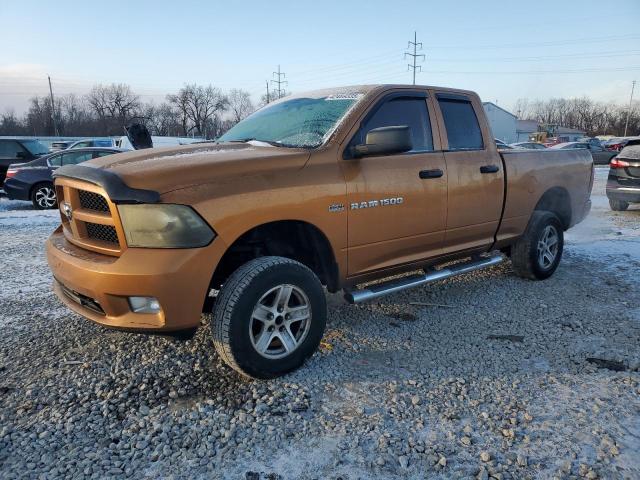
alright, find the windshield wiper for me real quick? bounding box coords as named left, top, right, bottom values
left=221, top=138, right=298, bottom=148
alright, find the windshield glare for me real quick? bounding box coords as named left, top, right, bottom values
left=22, top=140, right=49, bottom=155
left=218, top=95, right=362, bottom=148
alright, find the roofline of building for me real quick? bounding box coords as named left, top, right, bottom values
left=482, top=101, right=517, bottom=119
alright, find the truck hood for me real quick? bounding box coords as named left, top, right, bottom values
left=84, top=142, right=311, bottom=194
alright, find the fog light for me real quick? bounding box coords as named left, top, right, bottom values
left=128, top=296, right=161, bottom=314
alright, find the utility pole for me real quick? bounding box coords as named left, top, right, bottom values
left=624, top=80, right=636, bottom=137
left=47, top=75, right=59, bottom=136
left=405, top=31, right=425, bottom=85
left=265, top=80, right=270, bottom=104
left=270, top=65, right=287, bottom=99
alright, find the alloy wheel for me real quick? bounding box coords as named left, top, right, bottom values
left=537, top=225, right=559, bottom=269
left=35, top=186, right=57, bottom=208
left=249, top=284, right=311, bottom=359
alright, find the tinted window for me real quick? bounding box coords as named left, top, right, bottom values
left=0, top=140, right=26, bottom=158
left=95, top=150, right=117, bottom=158
left=61, top=152, right=93, bottom=165
left=438, top=98, right=484, bottom=151
left=361, top=97, right=433, bottom=152
left=20, top=140, right=48, bottom=155
left=48, top=153, right=62, bottom=166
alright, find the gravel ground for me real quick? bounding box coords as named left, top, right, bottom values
left=1, top=168, right=639, bottom=479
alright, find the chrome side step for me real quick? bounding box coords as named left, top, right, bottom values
left=344, top=253, right=505, bottom=304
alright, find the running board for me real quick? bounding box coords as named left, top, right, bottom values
left=344, top=253, right=505, bottom=304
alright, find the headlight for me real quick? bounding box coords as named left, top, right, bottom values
left=117, top=204, right=215, bottom=248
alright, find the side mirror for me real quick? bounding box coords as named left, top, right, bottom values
left=352, top=126, right=413, bottom=158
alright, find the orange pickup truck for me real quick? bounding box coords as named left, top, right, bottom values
left=46, top=85, right=593, bottom=378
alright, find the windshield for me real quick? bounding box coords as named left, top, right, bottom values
left=21, top=140, right=49, bottom=155
left=218, top=94, right=362, bottom=148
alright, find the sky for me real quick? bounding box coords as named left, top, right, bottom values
left=1, top=0, right=639, bottom=115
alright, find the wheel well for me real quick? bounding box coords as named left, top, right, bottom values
left=534, top=187, right=571, bottom=229
left=205, top=221, right=339, bottom=311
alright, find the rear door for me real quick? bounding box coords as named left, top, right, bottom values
left=341, top=91, right=447, bottom=275
left=433, top=92, right=505, bottom=253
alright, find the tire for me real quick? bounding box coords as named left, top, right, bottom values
left=211, top=256, right=327, bottom=379
left=31, top=182, right=57, bottom=210
left=609, top=199, right=629, bottom=211
left=511, top=211, right=564, bottom=280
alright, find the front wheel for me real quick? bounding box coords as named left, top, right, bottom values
left=511, top=211, right=564, bottom=280
left=211, top=256, right=327, bottom=379
left=31, top=183, right=57, bottom=210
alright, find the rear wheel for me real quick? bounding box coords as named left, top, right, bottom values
left=609, top=199, right=629, bottom=211
left=211, top=256, right=327, bottom=379
left=31, top=182, right=57, bottom=210
left=511, top=211, right=564, bottom=280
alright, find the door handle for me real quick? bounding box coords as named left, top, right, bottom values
left=480, top=165, right=500, bottom=174
left=419, top=169, right=443, bottom=179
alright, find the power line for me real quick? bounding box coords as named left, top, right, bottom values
left=270, top=65, right=287, bottom=99
left=624, top=80, right=636, bottom=136
left=405, top=31, right=425, bottom=85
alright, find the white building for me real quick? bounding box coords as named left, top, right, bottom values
left=482, top=102, right=517, bottom=144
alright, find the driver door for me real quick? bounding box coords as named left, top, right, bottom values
left=340, top=92, right=447, bottom=276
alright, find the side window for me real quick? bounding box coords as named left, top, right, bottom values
left=360, top=97, right=433, bottom=152
left=48, top=154, right=62, bottom=167
left=437, top=97, right=484, bottom=151
left=61, top=152, right=93, bottom=165
left=74, top=141, right=91, bottom=148
left=95, top=151, right=116, bottom=158
left=0, top=140, right=26, bottom=158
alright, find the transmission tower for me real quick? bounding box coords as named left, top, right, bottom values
left=405, top=31, right=425, bottom=85
left=270, top=65, right=287, bottom=99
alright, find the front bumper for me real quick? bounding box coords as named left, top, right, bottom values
left=46, top=226, right=227, bottom=331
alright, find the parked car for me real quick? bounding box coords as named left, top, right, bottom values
left=0, top=138, right=49, bottom=185
left=49, top=141, right=74, bottom=152
left=68, top=139, right=115, bottom=149
left=606, top=139, right=640, bottom=211
left=603, top=137, right=627, bottom=152
left=495, top=138, right=513, bottom=149
left=46, top=84, right=593, bottom=379
left=3, top=148, right=124, bottom=209
left=511, top=142, right=547, bottom=150
left=549, top=141, right=617, bottom=165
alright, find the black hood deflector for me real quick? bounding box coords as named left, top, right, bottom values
left=53, top=164, right=160, bottom=204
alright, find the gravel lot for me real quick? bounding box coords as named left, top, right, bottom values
left=1, top=168, right=639, bottom=479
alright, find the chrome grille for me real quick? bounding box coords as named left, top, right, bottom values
left=85, top=223, right=119, bottom=244
left=78, top=190, right=109, bottom=212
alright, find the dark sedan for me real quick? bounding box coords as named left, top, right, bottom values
left=607, top=140, right=640, bottom=211
left=549, top=141, right=618, bottom=165
left=3, top=147, right=125, bottom=209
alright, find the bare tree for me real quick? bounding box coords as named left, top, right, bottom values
left=227, top=89, right=254, bottom=124
left=142, top=102, right=182, bottom=136
left=87, top=83, right=141, bottom=134
left=168, top=84, right=228, bottom=137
